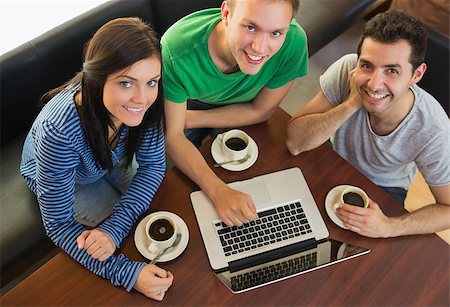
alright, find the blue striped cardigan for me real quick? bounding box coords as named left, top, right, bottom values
left=20, top=88, right=166, bottom=291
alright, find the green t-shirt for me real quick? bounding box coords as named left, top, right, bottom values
left=161, top=8, right=308, bottom=104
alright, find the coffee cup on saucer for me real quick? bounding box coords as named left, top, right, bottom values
left=220, top=129, right=250, bottom=161
left=332, top=186, right=369, bottom=211
left=145, top=214, right=178, bottom=255
left=211, top=130, right=258, bottom=171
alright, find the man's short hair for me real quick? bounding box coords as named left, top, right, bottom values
left=357, top=10, right=427, bottom=71
left=227, top=0, right=300, bottom=16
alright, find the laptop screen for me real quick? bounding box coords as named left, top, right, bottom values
left=215, top=239, right=370, bottom=293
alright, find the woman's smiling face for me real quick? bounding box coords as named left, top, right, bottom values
left=103, top=56, right=161, bottom=128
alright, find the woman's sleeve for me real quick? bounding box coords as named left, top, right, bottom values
left=98, top=125, right=166, bottom=247
left=34, top=120, right=146, bottom=291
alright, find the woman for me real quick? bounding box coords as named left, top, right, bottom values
left=20, top=18, right=172, bottom=300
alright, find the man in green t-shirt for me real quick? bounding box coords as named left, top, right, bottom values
left=162, top=0, right=307, bottom=226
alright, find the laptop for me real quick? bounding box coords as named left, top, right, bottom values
left=190, top=167, right=370, bottom=292
left=190, top=167, right=329, bottom=272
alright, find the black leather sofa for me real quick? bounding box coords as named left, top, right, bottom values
left=0, top=0, right=377, bottom=293
left=419, top=27, right=450, bottom=115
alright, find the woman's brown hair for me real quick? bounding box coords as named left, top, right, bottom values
left=41, top=17, right=164, bottom=170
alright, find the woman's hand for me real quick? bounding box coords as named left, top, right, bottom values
left=134, top=264, right=174, bottom=301
left=76, top=229, right=116, bottom=261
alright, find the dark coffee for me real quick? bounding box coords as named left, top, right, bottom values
left=225, top=137, right=247, bottom=151
left=148, top=218, right=175, bottom=241
left=343, top=192, right=365, bottom=207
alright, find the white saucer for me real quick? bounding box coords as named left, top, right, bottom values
left=211, top=133, right=258, bottom=171
left=134, top=211, right=189, bottom=262
left=325, top=185, right=355, bottom=229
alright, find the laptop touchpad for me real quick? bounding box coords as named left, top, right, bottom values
left=232, top=180, right=272, bottom=206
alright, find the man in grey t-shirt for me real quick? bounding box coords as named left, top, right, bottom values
left=286, top=10, right=450, bottom=238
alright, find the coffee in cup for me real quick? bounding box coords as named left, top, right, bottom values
left=220, top=129, right=250, bottom=161
left=145, top=214, right=177, bottom=255
left=343, top=191, right=365, bottom=207
left=333, top=186, right=369, bottom=211
left=148, top=218, right=175, bottom=241
left=225, top=137, right=247, bottom=151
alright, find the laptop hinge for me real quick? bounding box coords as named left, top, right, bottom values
left=227, top=238, right=319, bottom=273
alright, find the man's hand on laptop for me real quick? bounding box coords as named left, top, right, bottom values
left=212, top=186, right=258, bottom=226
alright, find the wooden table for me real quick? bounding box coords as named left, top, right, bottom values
left=2, top=108, right=449, bottom=306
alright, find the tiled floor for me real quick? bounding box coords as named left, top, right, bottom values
left=280, top=19, right=365, bottom=116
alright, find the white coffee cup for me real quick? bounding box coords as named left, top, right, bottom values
left=333, top=186, right=369, bottom=212
left=145, top=214, right=178, bottom=255
left=220, top=129, right=250, bottom=161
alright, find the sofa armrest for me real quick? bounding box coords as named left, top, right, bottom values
left=0, top=43, right=46, bottom=143
left=419, top=27, right=450, bottom=115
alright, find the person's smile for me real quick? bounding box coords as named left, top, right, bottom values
left=362, top=89, right=391, bottom=105
left=123, top=105, right=145, bottom=115
left=243, top=50, right=266, bottom=65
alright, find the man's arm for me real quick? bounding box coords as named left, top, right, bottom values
left=185, top=81, right=294, bottom=129
left=286, top=70, right=362, bottom=156
left=392, top=184, right=450, bottom=235
left=336, top=184, right=450, bottom=238
left=164, top=100, right=257, bottom=226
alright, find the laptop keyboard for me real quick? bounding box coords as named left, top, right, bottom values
left=214, top=201, right=312, bottom=257
left=230, top=251, right=317, bottom=292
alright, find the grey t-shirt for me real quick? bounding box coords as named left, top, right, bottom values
left=320, top=54, right=450, bottom=189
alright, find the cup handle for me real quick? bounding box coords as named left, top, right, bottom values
left=332, top=203, right=341, bottom=212
left=148, top=243, right=160, bottom=255
left=217, top=133, right=224, bottom=143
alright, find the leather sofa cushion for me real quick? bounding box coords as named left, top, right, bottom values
left=0, top=133, right=51, bottom=268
